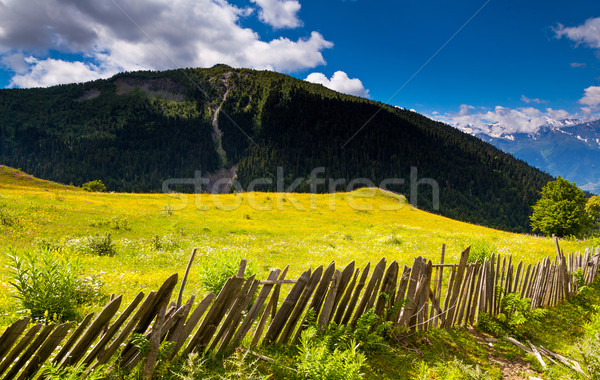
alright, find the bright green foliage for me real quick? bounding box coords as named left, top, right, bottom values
left=478, top=292, right=546, bottom=338
left=586, top=195, right=600, bottom=235
left=296, top=326, right=366, bottom=380
left=434, top=357, right=495, bottom=379
left=6, top=249, right=106, bottom=322
left=530, top=177, right=588, bottom=238
left=81, top=180, right=107, bottom=192
left=199, top=252, right=256, bottom=294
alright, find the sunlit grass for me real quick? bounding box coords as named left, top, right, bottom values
left=0, top=167, right=593, bottom=328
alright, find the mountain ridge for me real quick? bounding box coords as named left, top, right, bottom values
left=0, top=65, right=554, bottom=232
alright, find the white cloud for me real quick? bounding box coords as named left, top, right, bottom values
left=555, top=17, right=600, bottom=50
left=570, top=62, right=587, bottom=68
left=580, top=86, right=600, bottom=108
left=305, top=70, right=369, bottom=97
left=432, top=104, right=583, bottom=136
left=251, top=0, right=302, bottom=29
left=520, top=94, right=544, bottom=104
left=9, top=57, right=114, bottom=88
left=0, top=0, right=332, bottom=88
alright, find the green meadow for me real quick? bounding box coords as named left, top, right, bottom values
left=0, top=165, right=593, bottom=329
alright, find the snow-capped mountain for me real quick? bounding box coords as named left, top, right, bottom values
left=472, top=119, right=600, bottom=194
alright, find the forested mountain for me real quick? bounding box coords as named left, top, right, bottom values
left=0, top=65, right=553, bottom=232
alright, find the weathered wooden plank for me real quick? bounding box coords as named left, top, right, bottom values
left=408, top=274, right=429, bottom=331
left=317, top=270, right=342, bottom=328
left=184, top=276, right=245, bottom=354
left=455, top=264, right=474, bottom=327
left=0, top=323, right=42, bottom=377
left=512, top=261, right=523, bottom=294
left=493, top=253, right=501, bottom=314
left=280, top=266, right=323, bottom=344
left=17, top=322, right=72, bottom=380
left=328, top=261, right=357, bottom=322
left=375, top=261, right=399, bottom=318
left=264, top=270, right=311, bottom=343
left=177, top=248, right=197, bottom=307
left=93, top=292, right=156, bottom=369
left=53, top=312, right=95, bottom=365
left=399, top=258, right=423, bottom=326
left=352, top=258, right=386, bottom=325
left=431, top=245, right=445, bottom=328
left=142, top=302, right=168, bottom=380
left=251, top=267, right=289, bottom=347
left=391, top=266, right=411, bottom=324
left=60, top=295, right=123, bottom=367
left=440, top=268, right=455, bottom=325
left=341, top=263, right=370, bottom=326
left=164, top=296, right=195, bottom=359
left=81, top=292, right=145, bottom=367
left=3, top=323, right=55, bottom=379
left=442, top=247, right=470, bottom=328
left=209, top=275, right=258, bottom=353
left=231, top=269, right=281, bottom=347
left=333, top=269, right=359, bottom=325
left=471, top=262, right=485, bottom=325
left=0, top=317, right=30, bottom=361
left=169, top=293, right=215, bottom=357
left=418, top=261, right=432, bottom=331
left=520, top=264, right=532, bottom=298
left=477, top=259, right=488, bottom=317
left=304, top=262, right=335, bottom=319
left=215, top=278, right=261, bottom=353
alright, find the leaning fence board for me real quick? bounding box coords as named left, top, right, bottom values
left=0, top=317, right=29, bottom=361
left=251, top=267, right=289, bottom=347
left=353, top=258, right=386, bottom=325
left=280, top=266, right=323, bottom=344
left=4, top=323, right=55, bottom=379
left=391, top=266, right=411, bottom=324
left=264, top=270, right=311, bottom=343
left=231, top=269, right=281, bottom=347
left=399, top=258, right=423, bottom=326
left=341, top=263, right=370, bottom=326
left=333, top=269, right=359, bottom=325
left=375, top=261, right=399, bottom=317
left=18, top=322, right=72, bottom=380
left=54, top=312, right=95, bottom=365
left=0, top=323, right=42, bottom=377
left=61, top=295, right=123, bottom=368
left=442, top=247, right=470, bottom=328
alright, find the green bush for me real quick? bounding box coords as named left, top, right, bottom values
left=7, top=249, right=106, bottom=322
left=87, top=233, right=117, bottom=256
left=468, top=240, right=494, bottom=264
left=199, top=252, right=255, bottom=294
left=296, top=326, right=366, bottom=380
left=81, top=180, right=107, bottom=192
left=477, top=292, right=546, bottom=338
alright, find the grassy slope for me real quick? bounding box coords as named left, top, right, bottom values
left=0, top=166, right=592, bottom=325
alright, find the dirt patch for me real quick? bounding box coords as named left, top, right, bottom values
left=467, top=328, right=539, bottom=379
left=76, top=88, right=101, bottom=101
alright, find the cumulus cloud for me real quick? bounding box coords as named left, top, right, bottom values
left=555, top=17, right=600, bottom=50
left=579, top=86, right=600, bottom=108
left=0, top=0, right=332, bottom=88
left=520, top=94, right=544, bottom=104
left=305, top=70, right=370, bottom=97
left=432, top=104, right=581, bottom=136
left=251, top=0, right=302, bottom=29
left=570, top=62, right=587, bottom=68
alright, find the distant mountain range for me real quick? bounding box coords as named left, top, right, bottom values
left=463, top=120, right=600, bottom=194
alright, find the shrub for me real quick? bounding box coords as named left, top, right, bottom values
left=87, top=233, right=116, bottom=256
left=477, top=292, right=546, bottom=338
left=296, top=326, right=366, bottom=380
left=0, top=204, right=17, bottom=227
left=90, top=216, right=130, bottom=231
left=6, top=249, right=106, bottom=322
left=81, top=180, right=107, bottom=192
left=199, top=252, right=256, bottom=294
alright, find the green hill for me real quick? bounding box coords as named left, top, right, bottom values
left=0, top=65, right=552, bottom=232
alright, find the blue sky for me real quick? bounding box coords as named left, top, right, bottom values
left=0, top=0, right=599, bottom=133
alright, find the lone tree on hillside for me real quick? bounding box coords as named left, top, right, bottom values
left=530, top=177, right=588, bottom=238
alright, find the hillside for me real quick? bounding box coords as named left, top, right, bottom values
left=0, top=65, right=553, bottom=232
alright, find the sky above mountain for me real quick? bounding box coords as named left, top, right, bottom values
left=0, top=0, right=599, bottom=134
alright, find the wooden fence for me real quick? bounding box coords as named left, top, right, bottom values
left=1, top=241, right=599, bottom=379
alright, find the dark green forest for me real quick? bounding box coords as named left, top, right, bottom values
left=0, top=65, right=552, bottom=232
